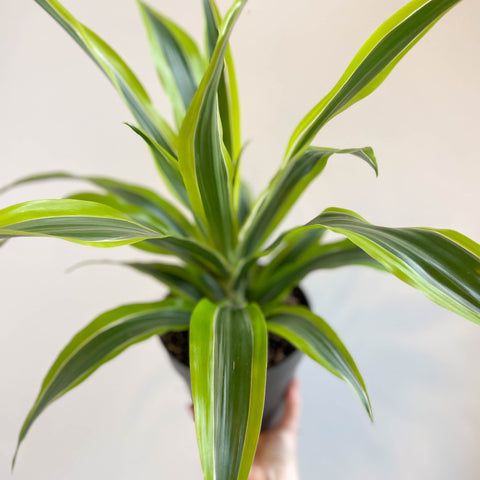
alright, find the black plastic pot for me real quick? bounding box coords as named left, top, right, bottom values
left=161, top=287, right=308, bottom=431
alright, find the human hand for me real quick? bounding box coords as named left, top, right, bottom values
left=248, top=379, right=301, bottom=480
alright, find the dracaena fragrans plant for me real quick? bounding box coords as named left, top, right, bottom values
left=2, top=0, right=479, bottom=478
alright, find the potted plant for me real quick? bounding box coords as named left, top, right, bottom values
left=2, top=0, right=478, bottom=478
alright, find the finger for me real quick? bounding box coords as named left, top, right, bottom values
left=277, top=379, right=301, bottom=432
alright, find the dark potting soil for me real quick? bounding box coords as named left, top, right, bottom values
left=160, top=287, right=308, bottom=369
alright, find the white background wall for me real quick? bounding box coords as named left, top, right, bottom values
left=1, top=0, right=479, bottom=478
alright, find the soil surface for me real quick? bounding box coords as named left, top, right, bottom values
left=160, top=287, right=308, bottom=368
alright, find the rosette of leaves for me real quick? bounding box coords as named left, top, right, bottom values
left=2, top=0, right=478, bottom=478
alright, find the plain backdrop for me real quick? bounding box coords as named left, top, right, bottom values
left=1, top=0, right=479, bottom=478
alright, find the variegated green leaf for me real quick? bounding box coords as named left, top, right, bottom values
left=58, top=205, right=229, bottom=275
left=266, top=305, right=372, bottom=418
left=0, top=199, right=230, bottom=278
left=138, top=2, right=206, bottom=128
left=306, top=208, right=480, bottom=324
left=1, top=172, right=194, bottom=237
left=203, top=0, right=219, bottom=59
left=65, top=193, right=189, bottom=256
left=203, top=0, right=242, bottom=161
left=286, top=0, right=462, bottom=160
left=13, top=298, right=192, bottom=467
left=34, top=0, right=177, bottom=155
left=66, top=191, right=172, bottom=237
left=179, top=0, right=246, bottom=258
left=190, top=299, right=267, bottom=480
left=0, top=199, right=165, bottom=247
left=240, top=146, right=377, bottom=256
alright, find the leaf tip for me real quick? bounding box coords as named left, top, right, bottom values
left=366, top=400, right=374, bottom=423
left=364, top=146, right=379, bottom=177
left=135, top=0, right=148, bottom=12
left=355, top=386, right=374, bottom=423
left=11, top=444, right=20, bottom=472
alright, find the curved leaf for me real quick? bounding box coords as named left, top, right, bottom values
left=13, top=298, right=192, bottom=467
left=34, top=0, right=177, bottom=155
left=1, top=172, right=194, bottom=237
left=239, top=146, right=377, bottom=256
left=0, top=199, right=164, bottom=247
left=286, top=0, right=462, bottom=160
left=307, top=208, right=480, bottom=324
left=179, top=0, right=246, bottom=258
left=0, top=199, right=230, bottom=278
left=139, top=2, right=205, bottom=127
left=203, top=0, right=242, bottom=161
left=67, top=191, right=167, bottom=231
left=266, top=305, right=372, bottom=418
left=190, top=299, right=267, bottom=480
left=44, top=199, right=228, bottom=276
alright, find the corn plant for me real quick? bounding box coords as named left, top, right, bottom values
left=2, top=0, right=479, bottom=478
